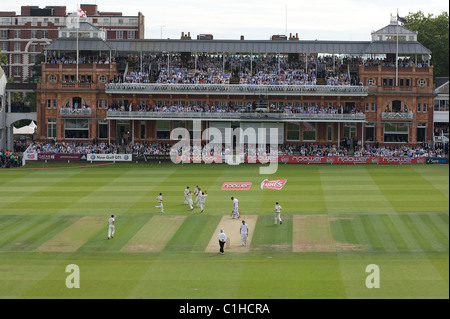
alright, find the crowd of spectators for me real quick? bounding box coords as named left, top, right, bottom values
left=0, top=150, right=22, bottom=168
left=362, top=57, right=429, bottom=68
left=46, top=55, right=113, bottom=65
left=25, top=141, right=119, bottom=155
left=353, top=144, right=446, bottom=157
left=109, top=53, right=371, bottom=86
left=22, top=141, right=447, bottom=157
left=106, top=101, right=363, bottom=115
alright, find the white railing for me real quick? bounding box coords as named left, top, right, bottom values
left=106, top=111, right=366, bottom=122
left=105, top=83, right=369, bottom=96
left=381, top=112, right=414, bottom=120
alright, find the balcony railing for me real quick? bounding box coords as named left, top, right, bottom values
left=381, top=112, right=414, bottom=120
left=105, top=83, right=369, bottom=96
left=60, top=108, right=92, bottom=116
left=106, top=110, right=366, bottom=122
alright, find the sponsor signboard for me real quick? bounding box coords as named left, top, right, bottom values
left=37, top=153, right=81, bottom=161
left=87, top=154, right=132, bottom=162
left=221, top=182, right=252, bottom=190
left=23, top=152, right=37, bottom=161
left=176, top=154, right=223, bottom=163
left=276, top=156, right=427, bottom=165
left=260, top=179, right=287, bottom=190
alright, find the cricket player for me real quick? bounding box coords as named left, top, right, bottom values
left=231, top=197, right=240, bottom=219
left=187, top=189, right=194, bottom=210
left=194, top=186, right=200, bottom=208
left=274, top=202, right=282, bottom=225
left=199, top=190, right=207, bottom=213
left=107, top=214, right=115, bottom=240
left=184, top=186, right=190, bottom=204
left=155, top=193, right=164, bottom=213
left=240, top=220, right=249, bottom=246
left=194, top=185, right=200, bottom=207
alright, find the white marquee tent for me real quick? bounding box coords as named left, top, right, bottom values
left=13, top=121, right=37, bottom=135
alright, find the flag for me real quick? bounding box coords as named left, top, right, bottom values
left=397, top=14, right=407, bottom=24
left=77, top=8, right=86, bottom=18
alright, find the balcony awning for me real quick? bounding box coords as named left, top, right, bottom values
left=363, top=41, right=431, bottom=55
left=44, top=38, right=116, bottom=52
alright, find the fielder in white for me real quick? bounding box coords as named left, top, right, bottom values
left=187, top=189, right=194, bottom=210
left=231, top=197, right=240, bottom=219
left=194, top=186, right=200, bottom=208
left=107, top=214, right=115, bottom=239
left=240, top=220, right=249, bottom=246
left=274, top=202, right=282, bottom=225
left=199, top=190, right=207, bottom=213
left=155, top=193, right=164, bottom=213
left=184, top=186, right=190, bottom=205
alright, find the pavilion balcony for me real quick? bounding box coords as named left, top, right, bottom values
left=105, top=83, right=369, bottom=96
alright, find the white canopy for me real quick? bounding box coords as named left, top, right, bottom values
left=13, top=121, right=37, bottom=135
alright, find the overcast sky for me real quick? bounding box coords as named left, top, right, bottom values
left=4, top=0, right=449, bottom=40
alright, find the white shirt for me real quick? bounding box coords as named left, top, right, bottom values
left=240, top=223, right=248, bottom=234
left=199, top=193, right=207, bottom=203
left=274, top=204, right=282, bottom=213
left=108, top=217, right=115, bottom=226
left=157, top=195, right=163, bottom=203
left=233, top=198, right=239, bottom=208
left=218, top=232, right=227, bottom=242
left=184, top=188, right=190, bottom=196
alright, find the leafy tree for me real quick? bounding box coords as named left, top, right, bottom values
left=405, top=11, right=449, bottom=78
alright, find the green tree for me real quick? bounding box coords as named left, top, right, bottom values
left=405, top=11, right=449, bottom=78
left=0, top=52, right=7, bottom=66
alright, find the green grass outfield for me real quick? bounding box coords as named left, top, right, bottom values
left=0, top=163, right=448, bottom=299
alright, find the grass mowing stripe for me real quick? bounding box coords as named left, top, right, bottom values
left=77, top=215, right=151, bottom=253
left=348, top=215, right=372, bottom=250
left=400, top=214, right=434, bottom=252
left=121, top=215, right=186, bottom=253
left=429, top=214, right=450, bottom=242
left=0, top=215, right=49, bottom=248
left=368, top=215, right=400, bottom=252
left=412, top=214, right=448, bottom=252
left=0, top=215, right=59, bottom=251
left=386, top=214, right=424, bottom=252
left=0, top=169, right=87, bottom=212
left=378, top=214, right=409, bottom=251
left=368, top=166, right=449, bottom=213
left=37, top=216, right=105, bottom=252
left=163, top=214, right=221, bottom=252
left=359, top=215, right=384, bottom=251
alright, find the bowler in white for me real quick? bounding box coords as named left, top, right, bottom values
left=274, top=202, right=282, bottom=225
left=107, top=214, right=115, bottom=239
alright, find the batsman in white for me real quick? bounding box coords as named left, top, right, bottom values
left=107, top=214, right=115, bottom=239
left=231, top=197, right=240, bottom=219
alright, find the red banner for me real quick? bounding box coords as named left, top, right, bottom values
left=277, top=156, right=426, bottom=165
left=260, top=179, right=287, bottom=190
left=221, top=182, right=252, bottom=190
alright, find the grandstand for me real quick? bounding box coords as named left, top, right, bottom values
left=34, top=16, right=437, bottom=152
